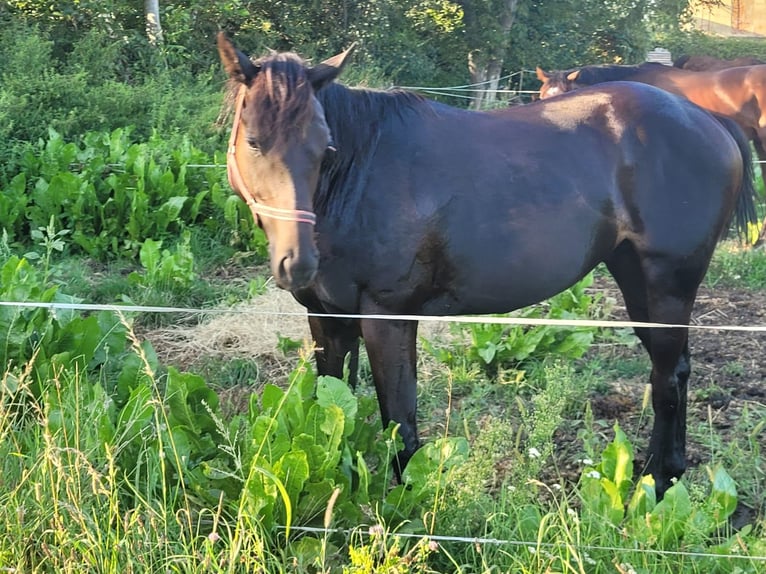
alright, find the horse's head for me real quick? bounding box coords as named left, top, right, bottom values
left=536, top=67, right=583, bottom=99
left=217, top=33, right=355, bottom=291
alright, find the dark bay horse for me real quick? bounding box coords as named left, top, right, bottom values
left=536, top=63, right=766, bottom=153
left=536, top=62, right=766, bottom=241
left=674, top=54, right=764, bottom=71
left=218, top=33, right=756, bottom=497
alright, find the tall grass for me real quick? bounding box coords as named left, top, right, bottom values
left=2, top=343, right=763, bottom=572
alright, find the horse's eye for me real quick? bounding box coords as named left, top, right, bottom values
left=247, top=137, right=262, bottom=154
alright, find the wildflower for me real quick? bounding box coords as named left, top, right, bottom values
left=528, top=447, right=542, bottom=459
left=207, top=531, right=220, bottom=543
left=586, top=470, right=601, bottom=479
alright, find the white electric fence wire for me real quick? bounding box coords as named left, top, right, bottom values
left=1, top=300, right=766, bottom=332
left=282, top=525, right=766, bottom=562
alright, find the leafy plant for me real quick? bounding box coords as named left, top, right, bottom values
left=579, top=424, right=743, bottom=549
left=23, top=215, right=71, bottom=280
left=428, top=272, right=606, bottom=377
left=1, top=127, right=266, bottom=262
left=0, top=254, right=127, bottom=387
left=128, top=231, right=196, bottom=292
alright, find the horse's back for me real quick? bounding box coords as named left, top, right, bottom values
left=528, top=83, right=743, bottom=247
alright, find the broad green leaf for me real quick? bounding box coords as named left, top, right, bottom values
left=649, top=480, right=692, bottom=546
left=252, top=414, right=291, bottom=462
left=627, top=474, right=657, bottom=519
left=274, top=450, right=310, bottom=508
left=316, top=376, right=356, bottom=436
left=116, top=384, right=154, bottom=443
left=708, top=465, right=738, bottom=522
left=600, top=424, right=633, bottom=499
left=261, top=383, right=285, bottom=413
left=598, top=478, right=626, bottom=524
left=138, top=238, right=162, bottom=274
left=477, top=342, right=497, bottom=364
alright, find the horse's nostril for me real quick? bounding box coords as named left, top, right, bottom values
left=275, top=249, right=318, bottom=290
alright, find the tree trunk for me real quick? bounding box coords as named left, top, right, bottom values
left=467, top=0, right=519, bottom=110
left=145, top=0, right=163, bottom=46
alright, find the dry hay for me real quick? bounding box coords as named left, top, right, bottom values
left=145, top=283, right=312, bottom=372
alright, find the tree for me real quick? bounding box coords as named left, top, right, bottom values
left=459, top=0, right=521, bottom=109
left=145, top=0, right=163, bottom=46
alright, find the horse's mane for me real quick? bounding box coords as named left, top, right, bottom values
left=576, top=62, right=666, bottom=83
left=673, top=55, right=691, bottom=69
left=315, top=83, right=425, bottom=218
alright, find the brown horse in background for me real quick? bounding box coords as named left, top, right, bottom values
left=536, top=62, right=766, bottom=241
left=674, top=54, right=764, bottom=71
left=219, top=31, right=757, bottom=497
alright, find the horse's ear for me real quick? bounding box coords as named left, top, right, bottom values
left=566, top=70, right=580, bottom=82
left=535, top=67, right=549, bottom=82
left=307, top=43, right=357, bottom=91
left=217, top=32, right=259, bottom=85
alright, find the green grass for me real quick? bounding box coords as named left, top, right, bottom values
left=2, top=237, right=765, bottom=572
left=705, top=240, right=766, bottom=289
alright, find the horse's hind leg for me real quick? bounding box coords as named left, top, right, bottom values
left=308, top=316, right=361, bottom=388
left=606, top=242, right=698, bottom=497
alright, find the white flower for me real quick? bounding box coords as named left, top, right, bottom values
left=586, top=470, right=601, bottom=479
left=578, top=458, right=594, bottom=466
left=528, top=447, right=542, bottom=459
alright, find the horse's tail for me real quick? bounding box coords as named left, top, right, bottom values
left=713, top=113, right=758, bottom=242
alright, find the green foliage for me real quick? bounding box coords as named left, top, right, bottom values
left=0, top=254, right=128, bottom=387
left=427, top=272, right=604, bottom=378
left=705, top=241, right=766, bottom=290
left=659, top=30, right=766, bottom=64
left=579, top=424, right=742, bottom=548
left=345, top=529, right=439, bottom=573
left=0, top=127, right=265, bottom=261
left=127, top=232, right=196, bottom=293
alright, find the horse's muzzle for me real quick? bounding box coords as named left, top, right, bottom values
left=274, top=249, right=319, bottom=290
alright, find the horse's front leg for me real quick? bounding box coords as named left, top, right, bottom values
left=359, top=305, right=420, bottom=479
left=308, top=316, right=361, bottom=388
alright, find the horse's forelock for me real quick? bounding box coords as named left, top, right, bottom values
left=249, top=54, right=314, bottom=150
